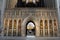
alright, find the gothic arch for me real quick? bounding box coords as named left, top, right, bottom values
left=22, top=16, right=36, bottom=28
left=21, top=16, right=37, bottom=36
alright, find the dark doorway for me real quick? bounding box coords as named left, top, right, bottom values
left=26, top=21, right=35, bottom=36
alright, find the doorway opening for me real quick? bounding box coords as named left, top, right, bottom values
left=26, top=21, right=35, bottom=37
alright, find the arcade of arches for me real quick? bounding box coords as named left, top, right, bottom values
left=3, top=0, right=58, bottom=37
left=3, top=17, right=58, bottom=37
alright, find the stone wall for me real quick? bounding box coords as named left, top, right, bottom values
left=2, top=8, right=59, bottom=37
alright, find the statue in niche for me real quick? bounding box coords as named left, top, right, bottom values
left=15, top=0, right=45, bottom=7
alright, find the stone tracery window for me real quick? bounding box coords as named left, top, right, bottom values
left=54, top=19, right=58, bottom=36
left=44, top=20, right=48, bottom=36
left=4, top=19, right=8, bottom=30
left=40, top=20, right=43, bottom=29
left=18, top=19, right=21, bottom=36
left=45, top=20, right=48, bottom=29
left=9, top=20, right=12, bottom=29
left=8, top=19, right=12, bottom=36
left=40, top=20, right=43, bottom=36
left=4, top=19, right=8, bottom=36
left=14, top=20, right=17, bottom=29
left=39, top=19, right=58, bottom=37
left=49, top=20, right=53, bottom=37
left=49, top=20, right=53, bottom=29
left=13, top=20, right=17, bottom=36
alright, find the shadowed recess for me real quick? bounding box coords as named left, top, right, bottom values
left=15, top=0, right=45, bottom=7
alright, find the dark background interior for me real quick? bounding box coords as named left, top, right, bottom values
left=15, top=0, right=45, bottom=7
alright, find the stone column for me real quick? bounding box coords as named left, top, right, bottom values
left=48, top=19, right=50, bottom=36
left=21, top=25, right=26, bottom=37
left=52, top=19, right=54, bottom=37
left=55, top=0, right=60, bottom=37
left=7, top=19, right=9, bottom=36
left=35, top=21, right=40, bottom=37
left=43, top=20, right=45, bottom=36
left=1, top=0, right=6, bottom=37
left=16, top=19, right=18, bottom=36
left=12, top=19, right=14, bottom=36
left=21, top=19, right=26, bottom=37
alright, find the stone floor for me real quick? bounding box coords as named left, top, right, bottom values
left=0, top=36, right=60, bottom=40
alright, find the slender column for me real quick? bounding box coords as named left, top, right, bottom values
left=1, top=0, right=6, bottom=37
left=56, top=19, right=59, bottom=37
left=21, top=20, right=26, bottom=37
left=43, top=20, right=45, bottom=37
left=41, top=11, right=42, bottom=16
left=16, top=19, right=18, bottom=36
left=12, top=19, right=14, bottom=36
left=48, top=19, right=50, bottom=36
left=9, top=0, right=12, bottom=8
left=56, top=0, right=60, bottom=37
left=7, top=19, right=9, bottom=36
left=53, top=19, right=58, bottom=37
left=36, top=21, right=40, bottom=37
left=51, top=0, right=54, bottom=8
left=46, top=0, right=49, bottom=8
left=7, top=0, right=11, bottom=8
left=6, top=0, right=9, bottom=8
left=53, top=0, right=55, bottom=8
left=3, top=19, right=5, bottom=36
left=52, top=19, right=54, bottom=37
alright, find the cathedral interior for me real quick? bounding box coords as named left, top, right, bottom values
left=1, top=0, right=60, bottom=38
left=15, top=0, right=45, bottom=7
